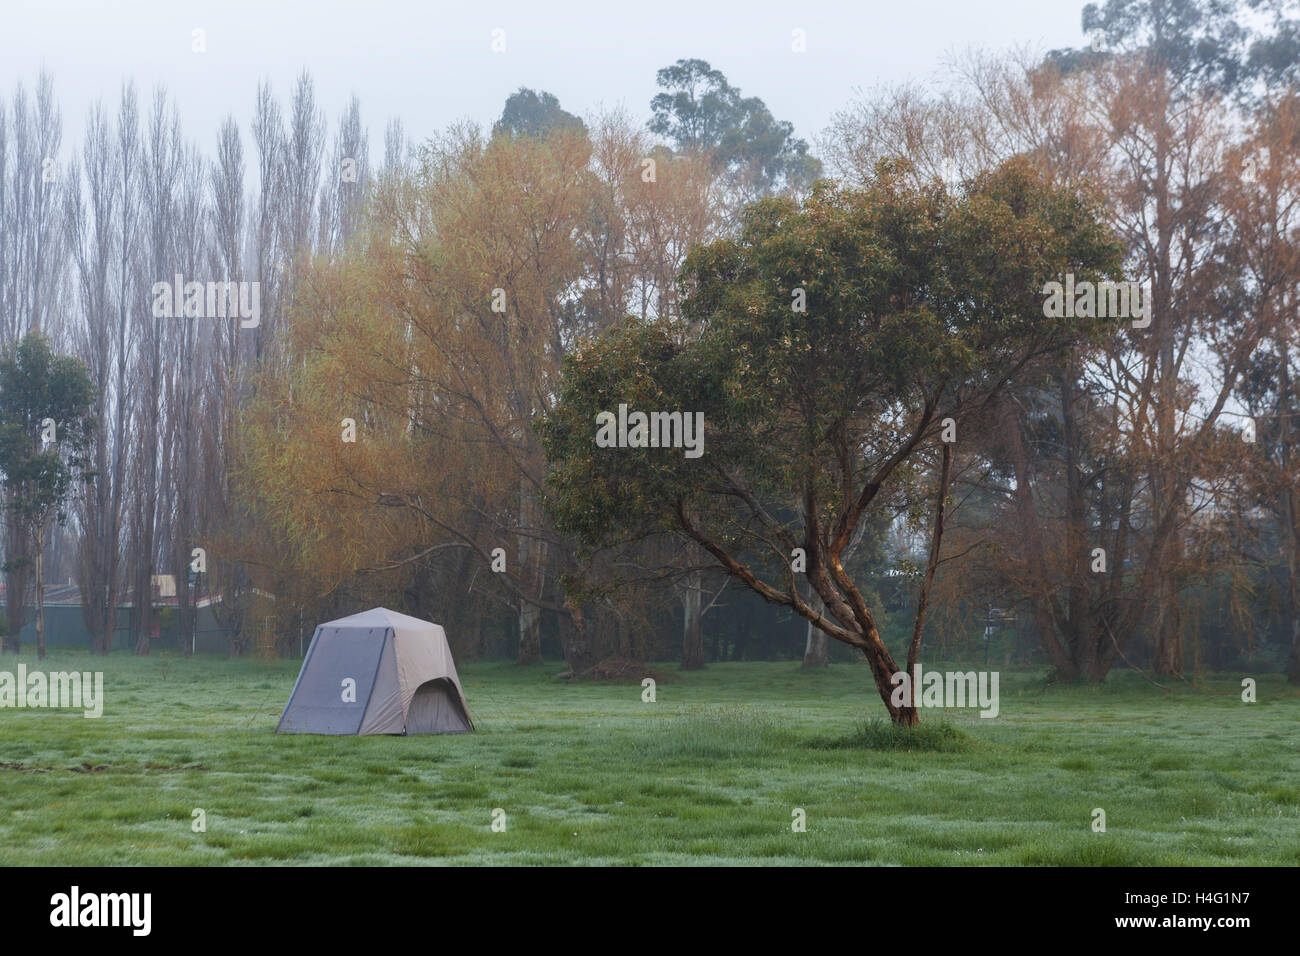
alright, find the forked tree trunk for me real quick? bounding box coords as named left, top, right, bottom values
left=795, top=562, right=918, bottom=723
left=861, top=637, right=918, bottom=726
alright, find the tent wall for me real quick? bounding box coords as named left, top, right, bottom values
left=276, top=626, right=389, bottom=734
left=358, top=635, right=405, bottom=734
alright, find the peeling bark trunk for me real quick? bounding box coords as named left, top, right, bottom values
left=862, top=636, right=917, bottom=726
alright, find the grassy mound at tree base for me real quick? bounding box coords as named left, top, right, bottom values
left=813, top=718, right=977, bottom=753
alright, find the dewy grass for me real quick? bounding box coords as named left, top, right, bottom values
left=818, top=717, right=977, bottom=753
left=623, top=705, right=797, bottom=761
left=0, top=650, right=1297, bottom=865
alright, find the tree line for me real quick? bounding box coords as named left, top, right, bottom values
left=2, top=2, right=1299, bottom=724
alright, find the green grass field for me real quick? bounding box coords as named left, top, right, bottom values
left=1, top=651, right=1297, bottom=865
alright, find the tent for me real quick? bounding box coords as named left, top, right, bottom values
left=276, top=608, right=473, bottom=735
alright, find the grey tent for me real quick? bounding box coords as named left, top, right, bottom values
left=276, top=608, right=473, bottom=735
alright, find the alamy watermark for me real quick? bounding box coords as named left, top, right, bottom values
left=0, top=665, right=103, bottom=718
left=50, top=886, right=150, bottom=936
left=151, top=274, right=260, bottom=328
left=1042, top=274, right=1150, bottom=329
left=890, top=664, right=999, bottom=718
left=595, top=403, right=705, bottom=458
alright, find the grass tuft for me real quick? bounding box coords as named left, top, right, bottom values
left=815, top=717, right=977, bottom=753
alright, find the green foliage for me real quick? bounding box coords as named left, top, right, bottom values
left=0, top=330, right=97, bottom=534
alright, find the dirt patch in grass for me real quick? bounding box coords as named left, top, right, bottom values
left=141, top=761, right=209, bottom=771
left=0, top=760, right=207, bottom=774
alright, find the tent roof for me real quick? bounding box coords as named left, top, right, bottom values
left=321, top=607, right=438, bottom=632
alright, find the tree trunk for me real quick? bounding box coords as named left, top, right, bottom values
left=516, top=601, right=541, bottom=665
left=861, top=638, right=917, bottom=726
left=3, top=515, right=28, bottom=654
left=515, top=478, right=543, bottom=665
left=558, top=603, right=596, bottom=676
left=1288, top=617, right=1300, bottom=684
left=35, top=533, right=46, bottom=660
left=802, top=589, right=829, bottom=668
left=681, top=570, right=705, bottom=670
left=1149, top=69, right=1182, bottom=679
left=1002, top=396, right=1077, bottom=678
left=906, top=442, right=951, bottom=689
left=133, top=567, right=153, bottom=656
left=176, top=536, right=195, bottom=657
left=1281, top=345, right=1298, bottom=684
left=804, top=568, right=917, bottom=723
left=1151, top=594, right=1183, bottom=676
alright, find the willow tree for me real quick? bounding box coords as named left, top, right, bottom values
left=542, top=157, right=1121, bottom=723
left=233, top=113, right=722, bottom=669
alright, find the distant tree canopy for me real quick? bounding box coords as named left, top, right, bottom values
left=494, top=87, right=587, bottom=139
left=1248, top=0, right=1300, bottom=87
left=1044, top=0, right=1253, bottom=92
left=648, top=58, right=821, bottom=193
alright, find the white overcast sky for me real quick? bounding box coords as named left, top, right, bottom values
left=4, top=0, right=1092, bottom=159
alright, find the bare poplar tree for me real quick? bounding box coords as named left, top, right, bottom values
left=129, top=89, right=185, bottom=654
left=65, top=90, right=134, bottom=653
left=319, top=95, right=369, bottom=256
left=0, top=71, right=64, bottom=651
